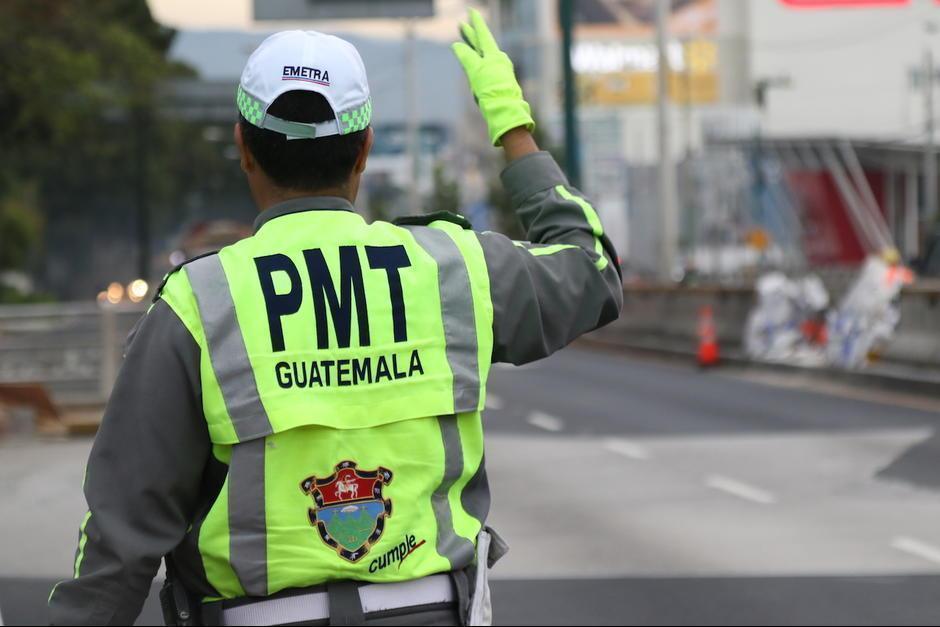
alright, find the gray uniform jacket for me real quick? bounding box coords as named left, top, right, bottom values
left=47, top=151, right=623, bottom=625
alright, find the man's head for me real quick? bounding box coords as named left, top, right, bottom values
left=233, top=31, right=374, bottom=207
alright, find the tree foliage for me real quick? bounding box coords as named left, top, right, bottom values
left=0, top=0, right=203, bottom=297
left=0, top=0, right=182, bottom=148
left=0, top=183, right=42, bottom=271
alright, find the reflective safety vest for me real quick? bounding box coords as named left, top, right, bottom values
left=160, top=207, right=494, bottom=600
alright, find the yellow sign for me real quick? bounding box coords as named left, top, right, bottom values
left=746, top=228, right=772, bottom=252
left=579, top=70, right=719, bottom=105
left=576, top=39, right=719, bottom=106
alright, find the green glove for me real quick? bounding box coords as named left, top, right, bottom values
left=452, top=8, right=536, bottom=146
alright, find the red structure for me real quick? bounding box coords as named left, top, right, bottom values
left=780, top=0, right=911, bottom=7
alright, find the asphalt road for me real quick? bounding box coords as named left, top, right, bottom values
left=3, top=346, right=940, bottom=625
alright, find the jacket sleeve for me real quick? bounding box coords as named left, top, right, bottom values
left=48, top=299, right=210, bottom=626
left=478, top=151, right=624, bottom=365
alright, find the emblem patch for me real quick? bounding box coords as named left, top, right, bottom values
left=300, top=461, right=393, bottom=563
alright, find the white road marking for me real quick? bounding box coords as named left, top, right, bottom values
left=486, top=394, right=505, bottom=411
left=527, top=411, right=564, bottom=432
left=603, top=438, right=650, bottom=460
left=891, top=536, right=940, bottom=566
left=705, top=474, right=776, bottom=505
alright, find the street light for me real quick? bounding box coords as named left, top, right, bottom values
left=127, top=279, right=150, bottom=303
left=105, top=282, right=124, bottom=305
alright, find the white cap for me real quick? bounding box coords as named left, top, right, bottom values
left=237, top=30, right=372, bottom=140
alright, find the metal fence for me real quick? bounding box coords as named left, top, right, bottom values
left=0, top=302, right=146, bottom=404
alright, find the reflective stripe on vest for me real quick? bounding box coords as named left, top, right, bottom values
left=433, top=414, right=476, bottom=569
left=228, top=439, right=268, bottom=596
left=186, top=255, right=273, bottom=441
left=404, top=226, right=480, bottom=413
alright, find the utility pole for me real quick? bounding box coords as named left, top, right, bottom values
left=559, top=0, right=581, bottom=189
left=682, top=36, right=694, bottom=159
left=656, top=0, right=679, bottom=281
left=488, top=0, right=501, bottom=39
left=405, top=19, right=421, bottom=213
left=682, top=37, right=695, bottom=255
left=133, top=105, right=151, bottom=281
left=925, top=22, right=938, bottom=226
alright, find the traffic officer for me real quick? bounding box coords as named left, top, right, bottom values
left=49, top=10, right=622, bottom=626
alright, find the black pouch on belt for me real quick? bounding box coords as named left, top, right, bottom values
left=161, top=556, right=197, bottom=626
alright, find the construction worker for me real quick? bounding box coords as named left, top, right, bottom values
left=48, top=10, right=622, bottom=626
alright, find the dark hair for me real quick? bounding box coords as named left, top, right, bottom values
left=239, top=90, right=368, bottom=191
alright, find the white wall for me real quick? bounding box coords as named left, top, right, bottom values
left=751, top=0, right=940, bottom=139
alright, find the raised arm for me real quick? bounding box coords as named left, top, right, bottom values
left=453, top=10, right=623, bottom=364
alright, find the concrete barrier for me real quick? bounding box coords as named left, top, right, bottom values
left=882, top=283, right=940, bottom=368
left=593, top=282, right=940, bottom=373
left=592, top=284, right=755, bottom=356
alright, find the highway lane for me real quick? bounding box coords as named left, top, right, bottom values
left=2, top=346, right=940, bottom=624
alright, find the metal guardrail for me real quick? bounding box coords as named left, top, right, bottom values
left=0, top=302, right=146, bottom=403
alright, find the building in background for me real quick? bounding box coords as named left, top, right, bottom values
left=740, top=0, right=940, bottom=272
left=163, top=0, right=940, bottom=281
left=499, top=0, right=940, bottom=278
left=497, top=0, right=753, bottom=275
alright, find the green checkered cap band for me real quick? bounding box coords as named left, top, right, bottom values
left=236, top=86, right=265, bottom=126
left=236, top=86, right=370, bottom=138
left=339, top=99, right=372, bottom=135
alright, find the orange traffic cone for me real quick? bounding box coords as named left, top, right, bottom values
left=697, top=305, right=720, bottom=368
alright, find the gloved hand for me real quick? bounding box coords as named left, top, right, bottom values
left=452, top=8, right=536, bottom=146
